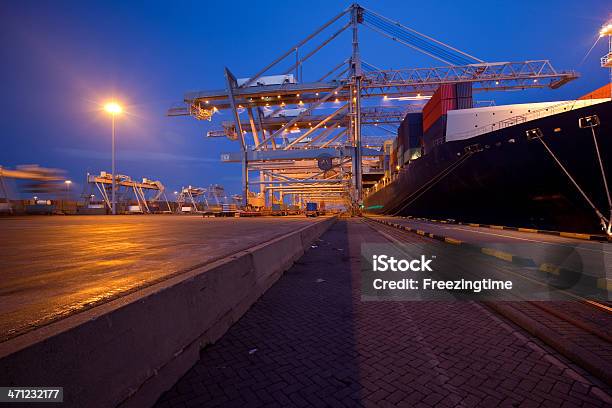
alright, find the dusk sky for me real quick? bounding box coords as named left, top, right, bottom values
left=1, top=0, right=610, bottom=198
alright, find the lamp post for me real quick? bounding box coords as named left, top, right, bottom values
left=64, top=180, right=72, bottom=213
left=104, top=102, right=122, bottom=214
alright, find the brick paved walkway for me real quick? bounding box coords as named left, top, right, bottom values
left=155, top=220, right=612, bottom=408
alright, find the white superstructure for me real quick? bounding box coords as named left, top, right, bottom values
left=445, top=98, right=610, bottom=142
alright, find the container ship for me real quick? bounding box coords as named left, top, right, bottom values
left=364, top=83, right=612, bottom=235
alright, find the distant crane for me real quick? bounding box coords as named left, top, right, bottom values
left=176, top=184, right=229, bottom=213
left=85, top=172, right=171, bottom=214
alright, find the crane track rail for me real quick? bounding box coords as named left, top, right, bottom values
left=362, top=217, right=612, bottom=386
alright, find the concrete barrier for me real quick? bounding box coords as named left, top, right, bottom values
left=0, top=216, right=337, bottom=408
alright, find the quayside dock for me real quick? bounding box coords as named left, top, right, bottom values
left=1, top=215, right=610, bottom=407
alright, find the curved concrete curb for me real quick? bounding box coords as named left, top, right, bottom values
left=0, top=216, right=337, bottom=408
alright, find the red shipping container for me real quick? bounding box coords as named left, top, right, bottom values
left=422, top=83, right=457, bottom=132
left=438, top=83, right=456, bottom=100
left=423, top=92, right=440, bottom=118
left=423, top=97, right=455, bottom=132
left=578, top=83, right=611, bottom=100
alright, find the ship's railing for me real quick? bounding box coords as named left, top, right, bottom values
left=601, top=51, right=612, bottom=68
left=447, top=99, right=586, bottom=140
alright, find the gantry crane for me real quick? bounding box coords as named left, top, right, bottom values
left=85, top=171, right=171, bottom=214
left=169, top=3, right=578, bottom=209
left=176, top=184, right=230, bottom=213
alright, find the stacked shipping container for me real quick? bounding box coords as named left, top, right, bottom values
left=389, top=82, right=474, bottom=170
left=578, top=83, right=611, bottom=100
left=455, top=82, right=474, bottom=109
left=422, top=82, right=473, bottom=154
left=390, top=139, right=398, bottom=172
left=423, top=84, right=456, bottom=132
left=396, top=112, right=424, bottom=165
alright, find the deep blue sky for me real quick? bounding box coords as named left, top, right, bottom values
left=1, top=0, right=609, bottom=197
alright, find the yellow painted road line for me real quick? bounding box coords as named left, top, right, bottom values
left=518, top=228, right=538, bottom=233
left=447, top=226, right=612, bottom=255
left=444, top=237, right=462, bottom=245
left=481, top=247, right=514, bottom=262
left=597, top=278, right=612, bottom=291
left=560, top=232, right=592, bottom=240
left=539, top=263, right=560, bottom=276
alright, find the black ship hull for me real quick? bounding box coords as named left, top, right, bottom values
left=364, top=101, right=612, bottom=234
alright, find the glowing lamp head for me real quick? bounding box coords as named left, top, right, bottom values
left=600, top=22, right=612, bottom=37
left=104, top=102, right=122, bottom=114
left=65, top=180, right=72, bottom=184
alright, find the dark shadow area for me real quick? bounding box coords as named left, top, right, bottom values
left=155, top=221, right=362, bottom=407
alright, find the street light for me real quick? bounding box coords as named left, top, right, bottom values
left=64, top=180, right=72, bottom=213
left=104, top=101, right=122, bottom=214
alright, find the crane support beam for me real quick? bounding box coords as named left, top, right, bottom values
left=169, top=61, right=577, bottom=117
left=220, top=147, right=383, bottom=163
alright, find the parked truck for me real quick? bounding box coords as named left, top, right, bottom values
left=305, top=202, right=318, bottom=217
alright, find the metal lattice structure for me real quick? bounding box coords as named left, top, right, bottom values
left=175, top=184, right=231, bottom=213
left=85, top=172, right=171, bottom=214
left=169, top=3, right=578, bottom=210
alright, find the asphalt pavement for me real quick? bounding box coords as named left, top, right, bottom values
left=0, top=215, right=322, bottom=341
